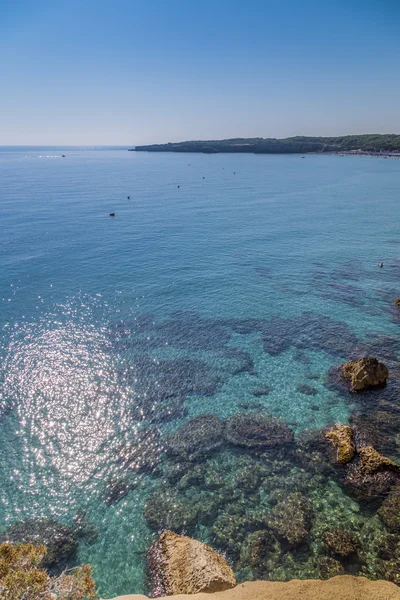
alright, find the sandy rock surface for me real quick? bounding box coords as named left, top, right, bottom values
left=106, top=576, right=400, bottom=600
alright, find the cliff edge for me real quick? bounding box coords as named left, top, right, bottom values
left=106, top=576, right=400, bottom=600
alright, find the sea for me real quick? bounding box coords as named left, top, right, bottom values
left=1, top=147, right=400, bottom=597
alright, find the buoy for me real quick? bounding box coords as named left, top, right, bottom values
left=109, top=213, right=115, bottom=217
left=177, top=185, right=180, bottom=188
left=203, top=176, right=205, bottom=179
left=127, top=195, right=130, bottom=199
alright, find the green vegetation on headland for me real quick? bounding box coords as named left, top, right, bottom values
left=132, top=134, right=400, bottom=154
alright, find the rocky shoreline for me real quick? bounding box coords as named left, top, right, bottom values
left=107, top=577, right=400, bottom=600
left=104, top=530, right=400, bottom=599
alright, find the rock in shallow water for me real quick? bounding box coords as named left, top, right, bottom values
left=148, top=530, right=236, bottom=596
left=358, top=446, right=399, bottom=475
left=342, top=357, right=389, bottom=391
left=325, top=425, right=356, bottom=464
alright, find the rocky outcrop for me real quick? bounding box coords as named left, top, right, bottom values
left=107, top=576, right=400, bottom=599
left=148, top=530, right=236, bottom=596
left=358, top=446, right=399, bottom=475
left=342, top=357, right=389, bottom=391
left=325, top=425, right=355, bottom=464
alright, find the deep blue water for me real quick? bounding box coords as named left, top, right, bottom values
left=1, top=147, right=400, bottom=596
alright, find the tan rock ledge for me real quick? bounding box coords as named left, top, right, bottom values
left=105, top=576, right=400, bottom=600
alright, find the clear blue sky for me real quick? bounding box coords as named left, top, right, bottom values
left=1, top=0, right=399, bottom=144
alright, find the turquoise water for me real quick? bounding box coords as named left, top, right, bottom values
left=1, top=147, right=400, bottom=596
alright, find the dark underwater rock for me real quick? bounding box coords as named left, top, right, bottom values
left=318, top=556, right=345, bottom=578
left=262, top=312, right=358, bottom=357
left=211, top=511, right=269, bottom=561
left=296, top=384, right=318, bottom=396
left=237, top=401, right=265, bottom=411
left=223, top=347, right=255, bottom=375
left=252, top=387, right=272, bottom=397
left=120, top=357, right=221, bottom=405
left=343, top=460, right=399, bottom=503
left=145, top=396, right=187, bottom=424
left=350, top=411, right=397, bottom=456
left=102, top=476, right=133, bottom=505
left=238, top=530, right=281, bottom=579
left=71, top=510, right=98, bottom=545
left=225, top=413, right=294, bottom=449
left=295, top=429, right=334, bottom=476
left=221, top=318, right=265, bottom=335
left=144, top=487, right=198, bottom=533
left=156, top=312, right=232, bottom=350
left=120, top=357, right=222, bottom=423
left=324, top=530, right=360, bottom=558
left=118, top=427, right=165, bottom=474
left=166, top=414, right=224, bottom=461
left=378, top=485, right=400, bottom=532
left=266, top=492, right=311, bottom=547
left=0, top=518, right=78, bottom=571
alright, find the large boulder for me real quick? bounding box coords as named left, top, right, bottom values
left=343, top=447, right=400, bottom=503
left=342, top=357, right=388, bottom=391
left=325, top=425, right=355, bottom=464
left=148, top=530, right=236, bottom=596
left=358, top=446, right=399, bottom=475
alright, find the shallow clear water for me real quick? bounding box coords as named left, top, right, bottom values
left=1, top=147, right=400, bottom=596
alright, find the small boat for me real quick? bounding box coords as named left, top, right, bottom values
left=127, top=195, right=130, bottom=199
left=109, top=213, right=115, bottom=217
left=61, top=155, right=66, bottom=158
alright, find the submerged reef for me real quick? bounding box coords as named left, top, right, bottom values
left=103, top=310, right=400, bottom=590
left=225, top=413, right=294, bottom=449
left=140, top=406, right=400, bottom=586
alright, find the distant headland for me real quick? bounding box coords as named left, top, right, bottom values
left=131, top=134, right=400, bottom=155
